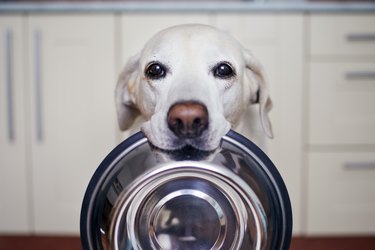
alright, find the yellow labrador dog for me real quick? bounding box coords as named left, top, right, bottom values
left=115, top=24, right=272, bottom=152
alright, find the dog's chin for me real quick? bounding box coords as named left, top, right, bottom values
left=141, top=126, right=216, bottom=161
left=146, top=134, right=221, bottom=154
left=146, top=133, right=218, bottom=161
left=150, top=144, right=216, bottom=161
left=141, top=121, right=222, bottom=152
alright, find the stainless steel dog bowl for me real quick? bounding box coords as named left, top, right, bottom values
left=80, top=130, right=292, bottom=250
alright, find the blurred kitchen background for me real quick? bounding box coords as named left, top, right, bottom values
left=1, top=0, right=375, bottom=249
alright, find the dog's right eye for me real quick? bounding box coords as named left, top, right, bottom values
left=145, top=62, right=166, bottom=80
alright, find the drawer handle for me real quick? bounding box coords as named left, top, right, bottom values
left=344, top=162, right=375, bottom=170
left=346, top=33, right=375, bottom=42
left=34, top=30, right=43, bottom=142
left=4, top=29, right=15, bottom=142
left=345, top=71, right=375, bottom=80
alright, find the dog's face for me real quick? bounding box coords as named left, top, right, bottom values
left=116, top=24, right=272, bottom=151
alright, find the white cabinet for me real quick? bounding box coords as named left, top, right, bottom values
left=3, top=10, right=374, bottom=237
left=310, top=14, right=375, bottom=57
left=309, top=61, right=375, bottom=145
left=27, top=14, right=117, bottom=234
left=306, top=14, right=375, bottom=235
left=0, top=15, right=29, bottom=233
left=307, top=152, right=375, bottom=234
left=216, top=14, right=304, bottom=234
left=0, top=14, right=117, bottom=234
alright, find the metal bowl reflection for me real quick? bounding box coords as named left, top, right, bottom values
left=80, top=130, right=292, bottom=250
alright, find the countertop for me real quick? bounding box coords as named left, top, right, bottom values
left=0, top=1, right=375, bottom=13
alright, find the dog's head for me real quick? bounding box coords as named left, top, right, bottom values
left=116, top=24, right=272, bottom=151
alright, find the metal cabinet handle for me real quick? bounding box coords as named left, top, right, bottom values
left=343, top=162, right=375, bottom=170
left=34, top=30, right=43, bottom=142
left=4, top=29, right=14, bottom=142
left=345, top=71, right=375, bottom=80
left=346, top=33, right=375, bottom=42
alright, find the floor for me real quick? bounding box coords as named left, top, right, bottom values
left=290, top=236, right=375, bottom=250
left=0, top=236, right=375, bottom=250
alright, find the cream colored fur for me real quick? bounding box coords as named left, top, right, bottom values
left=116, top=24, right=272, bottom=151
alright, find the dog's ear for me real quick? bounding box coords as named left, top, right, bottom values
left=115, top=53, right=141, bottom=131
left=243, top=50, right=273, bottom=138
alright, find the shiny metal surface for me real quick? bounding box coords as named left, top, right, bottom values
left=80, top=130, right=292, bottom=250
left=111, top=162, right=262, bottom=250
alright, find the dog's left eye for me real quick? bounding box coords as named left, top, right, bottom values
left=145, top=62, right=166, bottom=80
left=213, top=62, right=235, bottom=79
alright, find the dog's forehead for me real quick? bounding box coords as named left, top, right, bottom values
left=141, top=25, right=244, bottom=63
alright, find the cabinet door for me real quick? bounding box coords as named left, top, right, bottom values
left=310, top=14, right=375, bottom=57
left=309, top=61, right=375, bottom=145
left=216, top=14, right=304, bottom=234
left=0, top=15, right=29, bottom=233
left=27, top=14, right=117, bottom=233
left=307, top=151, right=375, bottom=235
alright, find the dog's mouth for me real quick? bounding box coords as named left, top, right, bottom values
left=141, top=116, right=229, bottom=155
left=150, top=144, right=215, bottom=161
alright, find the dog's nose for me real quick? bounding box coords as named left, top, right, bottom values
left=167, top=102, right=209, bottom=139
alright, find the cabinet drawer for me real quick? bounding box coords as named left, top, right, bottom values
left=307, top=152, right=375, bottom=235
left=310, top=14, right=375, bottom=56
left=309, top=62, right=375, bottom=145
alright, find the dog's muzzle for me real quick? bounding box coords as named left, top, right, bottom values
left=80, top=130, right=292, bottom=250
